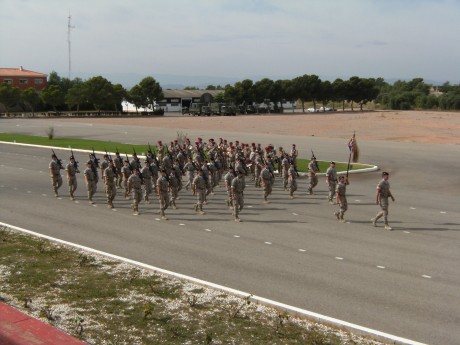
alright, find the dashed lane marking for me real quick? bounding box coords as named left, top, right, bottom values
left=440, top=211, right=447, bottom=214
left=112, top=209, right=117, bottom=212
left=155, top=218, right=161, bottom=221
left=292, top=213, right=298, bottom=216
left=422, top=275, right=432, bottom=279
left=234, top=235, right=240, bottom=238
left=410, top=207, right=416, bottom=210
left=264, top=242, right=272, bottom=245
left=335, top=257, right=344, bottom=260
left=179, top=223, right=185, bottom=226
left=298, top=249, right=306, bottom=252
left=247, top=205, right=253, bottom=208
left=377, top=266, right=385, bottom=269
left=204, top=229, right=212, bottom=232
left=404, top=231, right=410, bottom=234
left=42, top=194, right=47, bottom=196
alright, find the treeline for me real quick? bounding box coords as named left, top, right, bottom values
left=1, top=71, right=460, bottom=114
left=0, top=72, right=163, bottom=115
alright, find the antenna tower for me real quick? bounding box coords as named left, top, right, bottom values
left=67, top=13, right=75, bottom=79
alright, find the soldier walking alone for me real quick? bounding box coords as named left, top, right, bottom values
left=372, top=172, right=395, bottom=230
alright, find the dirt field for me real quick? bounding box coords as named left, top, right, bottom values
left=54, top=110, right=460, bottom=145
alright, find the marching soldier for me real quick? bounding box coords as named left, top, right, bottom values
left=89, top=153, right=99, bottom=192
left=192, top=169, right=206, bottom=215
left=288, top=162, right=297, bottom=199
left=183, top=157, right=196, bottom=191
left=372, top=172, right=395, bottom=230
left=168, top=171, right=179, bottom=209
left=49, top=153, right=64, bottom=197
left=157, top=170, right=169, bottom=220
left=114, top=151, right=124, bottom=188
left=334, top=175, right=349, bottom=223
left=104, top=160, right=116, bottom=208
left=326, top=161, right=338, bottom=204
left=121, top=159, right=131, bottom=199
left=141, top=160, right=153, bottom=203
left=224, top=166, right=235, bottom=208
left=84, top=160, right=96, bottom=204
left=307, top=156, right=320, bottom=195
left=281, top=154, right=290, bottom=191
left=254, top=151, right=264, bottom=187
left=127, top=169, right=142, bottom=215
left=290, top=144, right=298, bottom=173
left=260, top=162, right=273, bottom=203
left=65, top=156, right=79, bottom=200
left=231, top=170, right=245, bottom=222
left=100, top=154, right=110, bottom=179
left=130, top=152, right=141, bottom=172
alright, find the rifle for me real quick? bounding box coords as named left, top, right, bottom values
left=128, top=152, right=143, bottom=183
left=52, top=149, right=63, bottom=169
left=105, top=148, right=117, bottom=175
left=90, top=147, right=100, bottom=167
left=346, top=131, right=355, bottom=180
left=69, top=147, right=79, bottom=170
left=311, top=149, right=320, bottom=172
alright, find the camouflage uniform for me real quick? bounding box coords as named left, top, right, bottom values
left=113, top=153, right=124, bottom=188
left=372, top=173, right=395, bottom=230
left=128, top=172, right=142, bottom=214
left=307, top=158, right=320, bottom=194
left=141, top=163, right=153, bottom=203
left=104, top=164, right=116, bottom=208
left=192, top=172, right=206, bottom=214
left=84, top=162, right=96, bottom=203
left=157, top=173, right=169, bottom=219
left=288, top=164, right=297, bottom=198
left=254, top=154, right=264, bottom=187
left=65, top=159, right=79, bottom=200
left=334, top=177, right=348, bottom=222
left=49, top=157, right=63, bottom=197
left=224, top=169, right=235, bottom=208
left=231, top=173, right=245, bottom=221
left=183, top=160, right=195, bottom=191
left=326, top=163, right=338, bottom=203
left=260, top=166, right=272, bottom=203
left=121, top=162, right=131, bottom=199
left=168, top=172, right=179, bottom=209
left=281, top=156, right=289, bottom=190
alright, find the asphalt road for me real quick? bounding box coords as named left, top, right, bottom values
left=1, top=117, right=459, bottom=345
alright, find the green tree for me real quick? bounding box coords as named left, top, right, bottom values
left=0, top=84, right=21, bottom=113
left=111, top=84, right=127, bottom=112
left=292, top=75, right=321, bottom=112
left=82, top=76, right=114, bottom=112
left=41, top=85, right=65, bottom=112
left=127, top=85, right=145, bottom=112
left=138, top=77, right=163, bottom=111
left=21, top=87, right=42, bottom=115
left=65, top=82, right=86, bottom=112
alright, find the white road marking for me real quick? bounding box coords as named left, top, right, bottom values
left=292, top=213, right=298, bottom=216
left=422, top=275, right=432, bottom=279
left=179, top=223, right=185, bottom=226
left=92, top=204, right=98, bottom=207
left=404, top=231, right=410, bottom=234
left=75, top=201, right=80, bottom=204
left=0, top=221, right=427, bottom=345
left=42, top=194, right=47, bottom=196
left=298, top=249, right=307, bottom=252
left=204, top=229, right=212, bottom=232
left=335, top=257, right=344, bottom=260
left=355, top=199, right=361, bottom=202
left=112, top=209, right=117, bottom=212
left=410, top=207, right=416, bottom=210
left=377, top=266, right=385, bottom=269
left=440, top=211, right=447, bottom=214
left=234, top=235, right=240, bottom=238
left=27, top=191, right=31, bottom=193
left=247, top=205, right=253, bottom=208
left=155, top=218, right=161, bottom=221
left=264, top=242, right=272, bottom=245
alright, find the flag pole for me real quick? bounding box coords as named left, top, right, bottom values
left=346, top=131, right=355, bottom=180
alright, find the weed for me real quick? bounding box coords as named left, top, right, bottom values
left=186, top=294, right=199, bottom=307
left=36, top=239, right=47, bottom=253
left=74, top=314, right=84, bottom=336
left=143, top=301, right=155, bottom=320
left=0, top=226, right=12, bottom=242
left=39, top=305, right=56, bottom=321
left=46, top=126, right=55, bottom=139
left=221, top=294, right=253, bottom=319
left=22, top=295, right=32, bottom=308
left=78, top=254, right=96, bottom=267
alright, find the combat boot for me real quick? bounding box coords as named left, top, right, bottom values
left=334, top=212, right=340, bottom=221
left=199, top=206, right=206, bottom=215
left=384, top=223, right=393, bottom=230
left=194, top=204, right=198, bottom=212
left=161, top=210, right=168, bottom=220
left=371, top=218, right=377, bottom=227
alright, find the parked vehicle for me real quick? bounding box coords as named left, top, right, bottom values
left=307, top=107, right=318, bottom=113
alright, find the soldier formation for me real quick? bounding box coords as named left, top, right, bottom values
left=49, top=137, right=395, bottom=229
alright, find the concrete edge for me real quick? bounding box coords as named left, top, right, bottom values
left=0, top=141, right=379, bottom=175
left=0, top=221, right=426, bottom=345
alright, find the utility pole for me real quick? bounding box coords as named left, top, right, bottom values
left=67, top=12, right=75, bottom=79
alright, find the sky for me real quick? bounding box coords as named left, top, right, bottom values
left=1, top=0, right=460, bottom=86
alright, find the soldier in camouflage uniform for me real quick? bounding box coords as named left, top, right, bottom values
left=288, top=162, right=297, bottom=199
left=334, top=175, right=349, bottom=223
left=281, top=154, right=290, bottom=191
left=100, top=154, right=110, bottom=180
left=254, top=151, right=264, bottom=187
left=65, top=156, right=79, bottom=200
left=157, top=170, right=169, bottom=220
left=84, top=160, right=96, bottom=204
left=325, top=161, right=338, bottom=204
left=183, top=157, right=196, bottom=191
left=49, top=153, right=64, bottom=197
left=372, top=172, right=395, bottom=230
left=114, top=151, right=124, bottom=188
left=192, top=169, right=206, bottom=215
left=168, top=171, right=179, bottom=209
left=260, top=163, right=273, bottom=203
left=141, top=160, right=153, bottom=203
left=104, top=160, right=116, bottom=208
left=121, top=160, right=131, bottom=199
left=307, top=156, right=320, bottom=195
left=224, top=166, right=235, bottom=208
left=130, top=153, right=141, bottom=172
left=231, top=170, right=245, bottom=222
left=128, top=169, right=142, bottom=215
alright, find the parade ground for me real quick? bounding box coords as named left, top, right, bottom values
left=0, top=110, right=459, bottom=344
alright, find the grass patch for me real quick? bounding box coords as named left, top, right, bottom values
left=0, top=133, right=373, bottom=173
left=0, top=226, right=384, bottom=345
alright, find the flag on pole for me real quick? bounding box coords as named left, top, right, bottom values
left=347, top=133, right=360, bottom=163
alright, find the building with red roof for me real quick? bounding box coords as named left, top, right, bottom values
left=0, top=67, right=48, bottom=91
